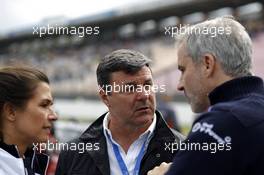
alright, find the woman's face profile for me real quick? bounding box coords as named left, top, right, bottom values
left=14, top=82, right=57, bottom=144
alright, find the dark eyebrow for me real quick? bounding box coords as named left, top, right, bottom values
left=41, top=98, right=54, bottom=105
left=123, top=79, right=153, bottom=86
left=124, top=81, right=137, bottom=86
left=144, top=79, right=153, bottom=84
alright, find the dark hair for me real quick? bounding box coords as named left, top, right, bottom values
left=0, top=66, right=49, bottom=139
left=96, top=49, right=151, bottom=90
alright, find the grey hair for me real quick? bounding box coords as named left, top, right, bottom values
left=176, top=16, right=252, bottom=77
left=96, top=49, right=151, bottom=90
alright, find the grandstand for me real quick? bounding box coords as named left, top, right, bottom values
left=0, top=0, right=263, bottom=101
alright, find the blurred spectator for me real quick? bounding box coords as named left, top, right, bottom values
left=157, top=94, right=181, bottom=132
left=0, top=18, right=263, bottom=96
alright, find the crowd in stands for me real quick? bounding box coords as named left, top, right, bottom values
left=0, top=18, right=263, bottom=96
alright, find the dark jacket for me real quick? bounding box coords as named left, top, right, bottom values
left=167, top=76, right=264, bottom=175
left=56, top=110, right=184, bottom=175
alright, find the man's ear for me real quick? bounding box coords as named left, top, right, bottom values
left=2, top=103, right=16, bottom=122
left=202, top=53, right=216, bottom=77
left=99, top=89, right=110, bottom=108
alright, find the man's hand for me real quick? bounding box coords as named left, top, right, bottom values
left=147, top=162, right=172, bottom=175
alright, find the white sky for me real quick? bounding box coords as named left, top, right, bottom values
left=0, top=0, right=152, bottom=35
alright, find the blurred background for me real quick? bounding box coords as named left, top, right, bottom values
left=1, top=0, right=264, bottom=172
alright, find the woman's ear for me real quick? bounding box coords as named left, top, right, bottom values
left=3, top=103, right=16, bottom=122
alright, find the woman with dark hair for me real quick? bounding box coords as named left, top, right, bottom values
left=0, top=66, right=58, bottom=175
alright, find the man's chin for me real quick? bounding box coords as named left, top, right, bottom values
left=135, top=114, right=153, bottom=126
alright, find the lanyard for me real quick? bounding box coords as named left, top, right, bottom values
left=107, top=133, right=147, bottom=175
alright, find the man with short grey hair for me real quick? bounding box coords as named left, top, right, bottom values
left=148, top=16, right=264, bottom=175
left=56, top=49, right=184, bottom=175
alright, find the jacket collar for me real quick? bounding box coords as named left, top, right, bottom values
left=209, top=76, right=264, bottom=106
left=141, top=111, right=177, bottom=160
left=79, top=110, right=174, bottom=142
left=0, top=140, right=37, bottom=159
left=78, top=110, right=176, bottom=175
left=0, top=140, right=21, bottom=158
left=79, top=113, right=110, bottom=175
left=0, top=141, right=49, bottom=175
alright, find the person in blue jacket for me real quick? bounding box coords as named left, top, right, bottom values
left=147, top=16, right=264, bottom=175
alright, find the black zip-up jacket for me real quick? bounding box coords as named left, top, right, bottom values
left=55, top=110, right=184, bottom=175
left=167, top=76, right=264, bottom=175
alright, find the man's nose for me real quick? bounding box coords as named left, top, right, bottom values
left=136, top=86, right=151, bottom=100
